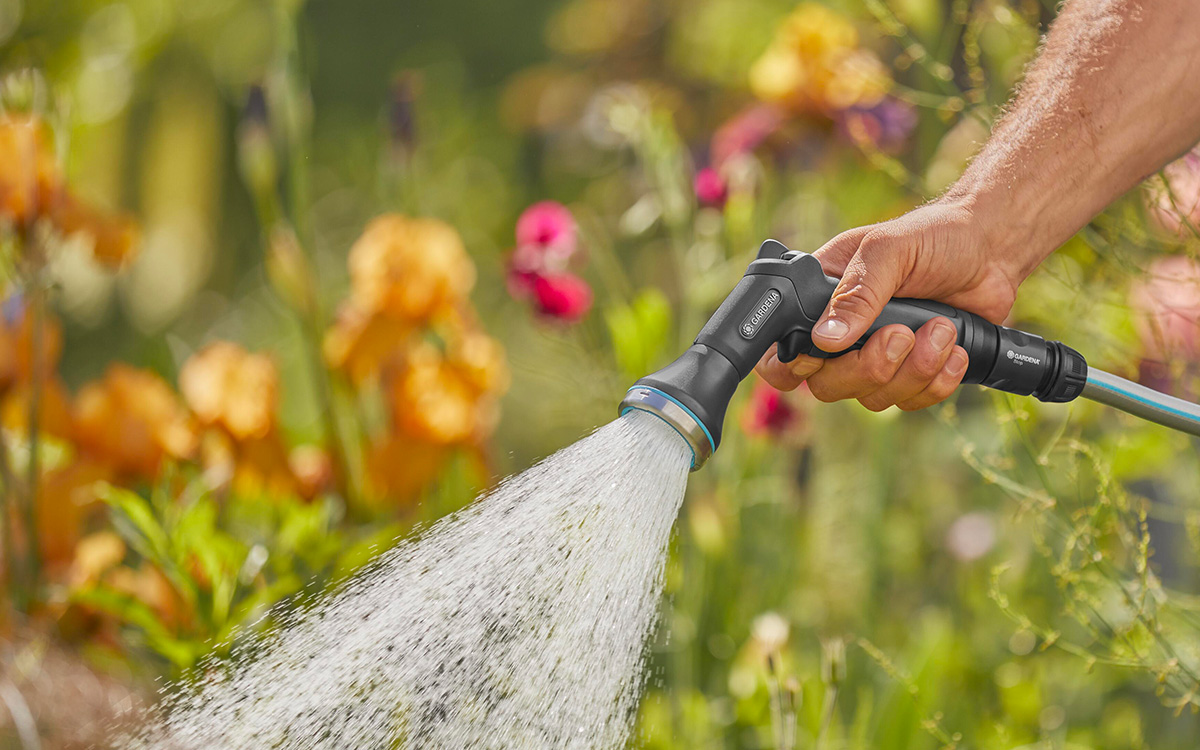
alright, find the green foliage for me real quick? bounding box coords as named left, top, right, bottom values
left=73, top=480, right=395, bottom=672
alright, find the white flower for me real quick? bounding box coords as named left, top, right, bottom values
left=751, top=612, right=790, bottom=652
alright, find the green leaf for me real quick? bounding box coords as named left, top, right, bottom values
left=605, top=288, right=673, bottom=381
left=98, top=483, right=171, bottom=564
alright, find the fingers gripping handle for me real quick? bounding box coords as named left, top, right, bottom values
left=694, top=241, right=1087, bottom=404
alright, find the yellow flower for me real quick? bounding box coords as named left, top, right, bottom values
left=816, top=48, right=891, bottom=110
left=74, top=364, right=197, bottom=479
left=779, top=3, right=858, bottom=61
left=347, top=214, right=475, bottom=321
left=749, top=45, right=810, bottom=105
left=180, top=341, right=279, bottom=441
left=750, top=3, right=890, bottom=113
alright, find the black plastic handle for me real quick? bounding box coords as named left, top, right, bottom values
left=693, top=240, right=1087, bottom=403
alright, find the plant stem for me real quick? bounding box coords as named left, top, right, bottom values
left=23, top=267, right=44, bottom=601
left=814, top=684, right=838, bottom=750
left=0, top=432, right=24, bottom=610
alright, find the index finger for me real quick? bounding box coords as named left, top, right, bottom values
left=755, top=343, right=823, bottom=391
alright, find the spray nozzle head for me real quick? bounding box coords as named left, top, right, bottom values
left=618, top=344, right=741, bottom=471
left=618, top=240, right=817, bottom=471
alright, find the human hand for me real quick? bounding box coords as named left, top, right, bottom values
left=754, top=199, right=1031, bottom=411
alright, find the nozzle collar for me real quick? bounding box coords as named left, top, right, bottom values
left=619, top=385, right=715, bottom=471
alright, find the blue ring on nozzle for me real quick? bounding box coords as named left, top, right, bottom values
left=620, top=385, right=716, bottom=469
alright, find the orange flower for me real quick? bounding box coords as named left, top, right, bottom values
left=52, top=193, right=140, bottom=268
left=323, top=304, right=415, bottom=383
left=0, top=297, right=63, bottom=392
left=347, top=214, right=475, bottom=321
left=386, top=333, right=507, bottom=445
left=0, top=114, right=62, bottom=226
left=365, top=431, right=450, bottom=504
left=105, top=562, right=187, bottom=629
left=68, top=530, right=126, bottom=589
left=38, top=459, right=114, bottom=570
left=0, top=375, right=74, bottom=440
left=289, top=444, right=333, bottom=499
left=180, top=342, right=322, bottom=501
left=74, top=364, right=197, bottom=478
left=230, top=433, right=302, bottom=499
left=180, top=341, right=279, bottom=441
left=0, top=114, right=139, bottom=265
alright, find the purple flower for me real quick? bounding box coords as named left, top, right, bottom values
left=838, top=97, right=917, bottom=153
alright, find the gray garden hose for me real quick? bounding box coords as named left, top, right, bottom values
left=1083, top=368, right=1200, bottom=438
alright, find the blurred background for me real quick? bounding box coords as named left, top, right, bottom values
left=3, top=0, right=1200, bottom=747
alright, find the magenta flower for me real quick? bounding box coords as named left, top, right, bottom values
left=515, top=201, right=577, bottom=267
left=694, top=167, right=728, bottom=208
left=507, top=201, right=591, bottom=323
left=531, top=272, right=592, bottom=322
left=741, top=379, right=809, bottom=438
left=710, top=104, right=786, bottom=169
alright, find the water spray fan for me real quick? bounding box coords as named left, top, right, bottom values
left=620, top=239, right=1200, bottom=470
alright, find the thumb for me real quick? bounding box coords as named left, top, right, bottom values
left=811, top=234, right=908, bottom=353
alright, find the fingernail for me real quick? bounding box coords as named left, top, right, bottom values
left=947, top=349, right=968, bottom=375
left=816, top=318, right=850, bottom=341
left=931, top=322, right=956, bottom=350
left=885, top=333, right=913, bottom=361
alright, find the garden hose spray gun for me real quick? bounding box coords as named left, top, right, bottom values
left=620, top=240, right=1200, bottom=470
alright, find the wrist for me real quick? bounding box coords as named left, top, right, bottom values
left=937, top=175, right=1054, bottom=287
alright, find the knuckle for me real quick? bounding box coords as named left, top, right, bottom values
left=806, top=378, right=840, bottom=403
left=865, top=356, right=895, bottom=387
left=927, top=379, right=957, bottom=403
left=858, top=395, right=892, bottom=413
left=829, top=282, right=883, bottom=321
left=910, top=352, right=944, bottom=380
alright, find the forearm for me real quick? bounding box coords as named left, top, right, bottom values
left=945, top=0, right=1200, bottom=280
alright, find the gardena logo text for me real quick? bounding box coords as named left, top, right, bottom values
left=1006, top=349, right=1041, bottom=366
left=740, top=289, right=782, bottom=339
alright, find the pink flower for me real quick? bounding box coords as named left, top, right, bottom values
left=507, top=201, right=592, bottom=323
left=515, top=201, right=577, bottom=267
left=1147, top=150, right=1200, bottom=236
left=711, top=104, right=785, bottom=169
left=1129, top=255, right=1200, bottom=361
left=945, top=512, right=996, bottom=562
left=741, top=379, right=810, bottom=438
left=694, top=167, right=727, bottom=208
left=531, top=272, right=592, bottom=322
